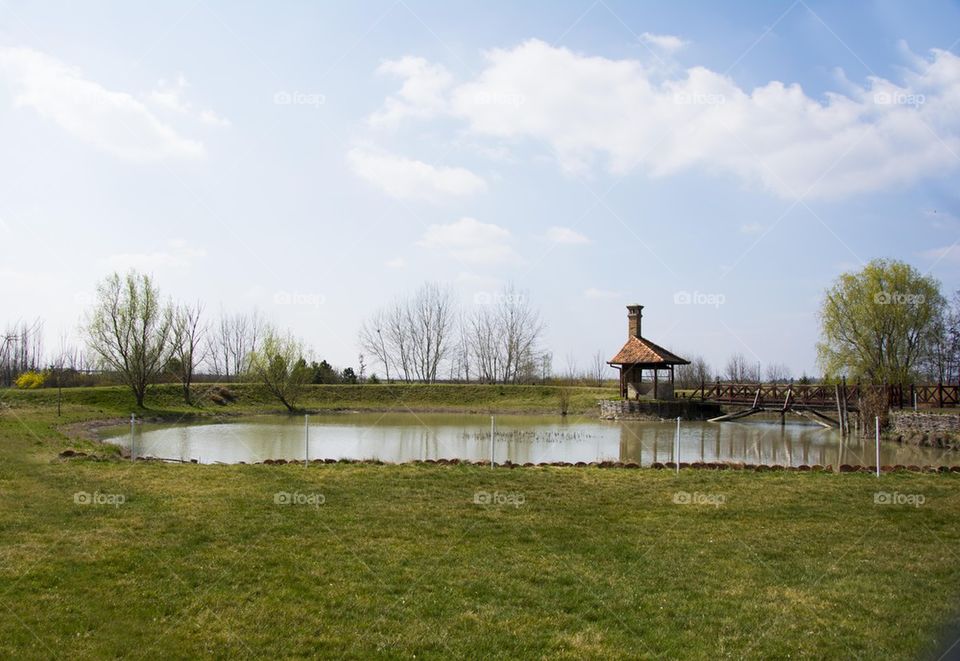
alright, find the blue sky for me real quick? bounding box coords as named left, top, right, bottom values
left=1, top=0, right=958, bottom=377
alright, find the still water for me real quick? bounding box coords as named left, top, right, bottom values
left=104, top=413, right=959, bottom=467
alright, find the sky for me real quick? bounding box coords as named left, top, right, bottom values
left=1, top=0, right=959, bottom=378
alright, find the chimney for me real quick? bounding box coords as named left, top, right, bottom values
left=627, top=304, right=643, bottom=338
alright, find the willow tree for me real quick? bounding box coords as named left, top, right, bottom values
left=817, top=259, right=944, bottom=383
left=245, top=327, right=311, bottom=412
left=84, top=271, right=174, bottom=407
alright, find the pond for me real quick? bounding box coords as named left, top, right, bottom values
left=103, top=413, right=959, bottom=467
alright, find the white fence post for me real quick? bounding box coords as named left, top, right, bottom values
left=875, top=416, right=880, bottom=478
left=490, top=416, right=495, bottom=468
left=675, top=416, right=681, bottom=475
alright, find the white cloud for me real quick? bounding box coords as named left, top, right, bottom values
left=546, top=226, right=590, bottom=244
left=0, top=47, right=205, bottom=160
left=418, top=217, right=517, bottom=264
left=739, top=223, right=765, bottom=234
left=149, top=75, right=191, bottom=113
left=385, top=257, right=406, bottom=268
left=584, top=287, right=622, bottom=299
left=367, top=39, right=960, bottom=200
left=148, top=75, right=231, bottom=127
left=369, top=56, right=452, bottom=128
left=347, top=147, right=487, bottom=202
left=198, top=109, right=231, bottom=127
left=639, top=32, right=688, bottom=54
left=102, top=239, right=206, bottom=271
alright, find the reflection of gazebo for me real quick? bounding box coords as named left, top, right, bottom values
left=608, top=305, right=689, bottom=401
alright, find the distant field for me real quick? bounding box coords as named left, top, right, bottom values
left=1, top=387, right=960, bottom=658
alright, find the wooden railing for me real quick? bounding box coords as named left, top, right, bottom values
left=680, top=382, right=960, bottom=409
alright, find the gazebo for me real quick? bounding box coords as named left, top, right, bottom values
left=608, top=304, right=689, bottom=401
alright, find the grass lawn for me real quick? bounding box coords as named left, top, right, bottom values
left=1, top=387, right=960, bottom=658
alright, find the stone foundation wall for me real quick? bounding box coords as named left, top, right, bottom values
left=890, top=411, right=960, bottom=434
left=599, top=399, right=721, bottom=421
left=889, top=411, right=960, bottom=450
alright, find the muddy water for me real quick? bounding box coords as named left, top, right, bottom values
left=103, top=413, right=959, bottom=467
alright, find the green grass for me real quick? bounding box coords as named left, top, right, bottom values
left=0, top=382, right=616, bottom=420
left=1, top=391, right=960, bottom=658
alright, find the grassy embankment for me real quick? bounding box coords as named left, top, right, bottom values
left=1, top=385, right=960, bottom=658
left=1, top=382, right=615, bottom=419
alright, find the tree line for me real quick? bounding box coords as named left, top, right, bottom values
left=4, top=258, right=956, bottom=410
left=359, top=282, right=548, bottom=385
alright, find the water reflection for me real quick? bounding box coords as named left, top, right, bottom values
left=105, top=413, right=960, bottom=467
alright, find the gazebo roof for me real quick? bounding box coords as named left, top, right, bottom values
left=608, top=335, right=689, bottom=367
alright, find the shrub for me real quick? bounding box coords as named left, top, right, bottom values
left=15, top=370, right=47, bottom=389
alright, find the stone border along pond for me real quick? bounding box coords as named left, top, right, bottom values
left=56, top=450, right=960, bottom=473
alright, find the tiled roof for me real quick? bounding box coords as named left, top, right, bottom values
left=608, top=336, right=689, bottom=366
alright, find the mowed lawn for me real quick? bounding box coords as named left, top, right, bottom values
left=1, top=396, right=960, bottom=658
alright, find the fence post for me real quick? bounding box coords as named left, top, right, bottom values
left=674, top=417, right=681, bottom=475
left=490, top=415, right=495, bottom=468
left=875, top=416, right=880, bottom=478
left=939, top=382, right=944, bottom=409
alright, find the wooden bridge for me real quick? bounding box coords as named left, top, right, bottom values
left=679, top=381, right=960, bottom=430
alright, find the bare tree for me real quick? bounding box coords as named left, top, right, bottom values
left=407, top=283, right=455, bottom=382
left=49, top=332, right=76, bottom=416
left=923, top=289, right=960, bottom=383
left=764, top=363, right=792, bottom=384
left=360, top=283, right=455, bottom=383
left=170, top=301, right=205, bottom=404
left=539, top=351, right=552, bottom=384
left=206, top=309, right=264, bottom=378
left=591, top=350, right=609, bottom=387
left=0, top=319, right=44, bottom=386
left=467, top=284, right=545, bottom=384
left=675, top=354, right=713, bottom=388
left=724, top=353, right=751, bottom=382
left=83, top=271, right=174, bottom=407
